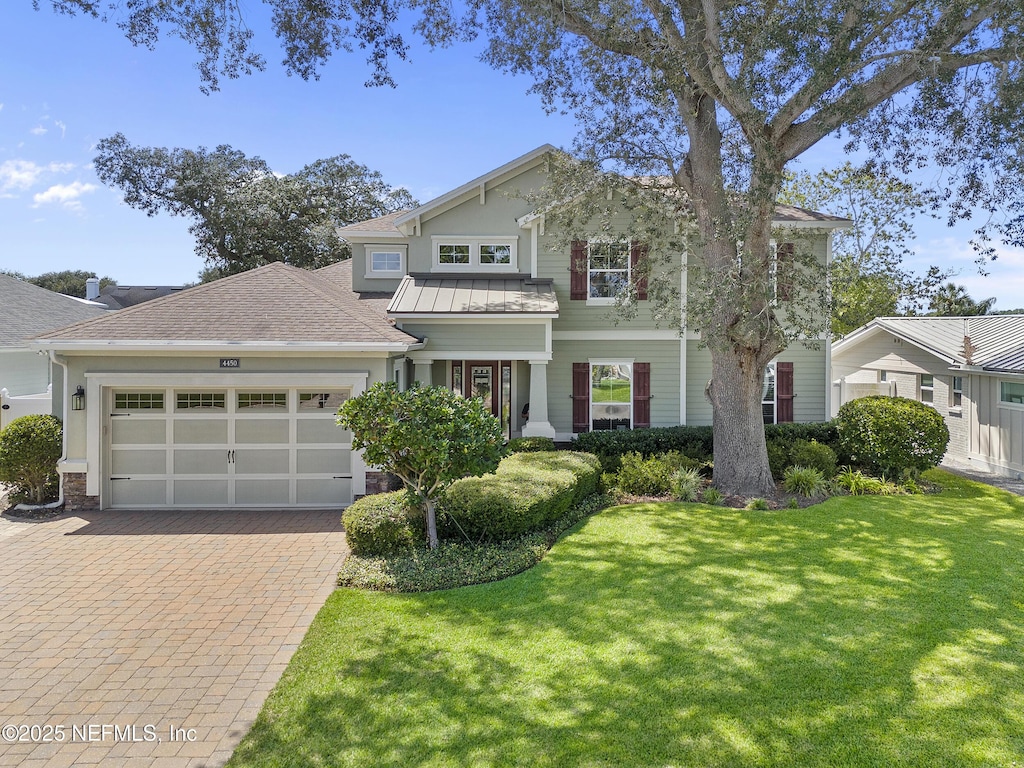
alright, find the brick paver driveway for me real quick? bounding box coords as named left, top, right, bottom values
left=0, top=509, right=348, bottom=767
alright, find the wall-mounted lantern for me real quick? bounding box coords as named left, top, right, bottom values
left=71, top=385, right=85, bottom=411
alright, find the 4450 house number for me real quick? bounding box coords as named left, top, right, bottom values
left=219, top=358, right=241, bottom=368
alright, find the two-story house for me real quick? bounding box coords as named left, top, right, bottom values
left=33, top=146, right=847, bottom=512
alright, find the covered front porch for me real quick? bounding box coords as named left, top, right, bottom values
left=387, top=273, right=559, bottom=440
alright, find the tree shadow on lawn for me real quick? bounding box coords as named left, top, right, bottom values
left=230, top=471, right=1024, bottom=767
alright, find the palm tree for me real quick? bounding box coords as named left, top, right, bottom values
left=929, top=282, right=996, bottom=316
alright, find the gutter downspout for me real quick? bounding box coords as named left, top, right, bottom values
left=47, top=350, right=69, bottom=509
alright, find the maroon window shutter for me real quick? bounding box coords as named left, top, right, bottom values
left=570, top=241, right=588, bottom=301
left=777, top=242, right=794, bottom=302
left=633, top=362, right=651, bottom=428
left=572, top=362, right=591, bottom=432
left=630, top=242, right=649, bottom=300
left=776, top=361, right=794, bottom=423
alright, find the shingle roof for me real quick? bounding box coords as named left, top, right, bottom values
left=836, top=315, right=1024, bottom=371
left=388, top=274, right=559, bottom=315
left=33, top=262, right=419, bottom=348
left=0, top=274, right=108, bottom=348
left=337, top=210, right=408, bottom=237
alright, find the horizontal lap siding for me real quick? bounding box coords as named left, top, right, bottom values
left=399, top=322, right=546, bottom=354
left=549, top=339, right=681, bottom=435
left=686, top=341, right=827, bottom=424
left=537, top=223, right=683, bottom=334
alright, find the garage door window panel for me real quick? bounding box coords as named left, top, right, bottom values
left=237, top=392, right=287, bottom=410
left=177, top=392, right=226, bottom=411
left=299, top=391, right=349, bottom=410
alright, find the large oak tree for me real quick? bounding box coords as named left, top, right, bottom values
left=43, top=0, right=1024, bottom=494
left=93, top=133, right=416, bottom=280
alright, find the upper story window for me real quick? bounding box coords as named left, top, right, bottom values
left=570, top=240, right=648, bottom=304
left=588, top=242, right=631, bottom=301
left=431, top=236, right=518, bottom=272
left=365, top=245, right=407, bottom=278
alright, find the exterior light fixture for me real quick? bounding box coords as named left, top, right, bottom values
left=71, top=385, right=85, bottom=411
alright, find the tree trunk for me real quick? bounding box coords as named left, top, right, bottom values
left=708, top=347, right=776, bottom=497
left=425, top=498, right=439, bottom=550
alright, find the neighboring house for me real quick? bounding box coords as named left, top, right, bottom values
left=94, top=284, right=185, bottom=310
left=0, top=273, right=108, bottom=429
left=33, top=145, right=847, bottom=511
left=831, top=315, right=1024, bottom=478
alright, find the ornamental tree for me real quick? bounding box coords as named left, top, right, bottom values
left=337, top=382, right=504, bottom=549
left=40, top=0, right=1024, bottom=496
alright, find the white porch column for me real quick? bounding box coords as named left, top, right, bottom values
left=522, top=360, right=556, bottom=438
left=413, top=360, right=433, bottom=387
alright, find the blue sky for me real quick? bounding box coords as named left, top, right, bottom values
left=2, top=3, right=1022, bottom=309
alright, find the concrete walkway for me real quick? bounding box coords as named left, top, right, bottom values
left=0, top=509, right=348, bottom=767
left=939, top=457, right=1024, bottom=496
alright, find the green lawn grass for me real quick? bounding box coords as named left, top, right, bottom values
left=228, top=471, right=1024, bottom=767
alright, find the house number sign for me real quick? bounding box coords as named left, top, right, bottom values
left=219, top=358, right=241, bottom=368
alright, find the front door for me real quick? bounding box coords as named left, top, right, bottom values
left=455, top=360, right=511, bottom=439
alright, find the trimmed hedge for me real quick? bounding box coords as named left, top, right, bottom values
left=572, top=422, right=840, bottom=472
left=836, top=396, right=949, bottom=477
left=505, top=436, right=556, bottom=454
left=438, top=451, right=601, bottom=542
left=342, top=491, right=425, bottom=556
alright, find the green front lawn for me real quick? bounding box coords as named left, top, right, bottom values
left=228, top=471, right=1024, bottom=767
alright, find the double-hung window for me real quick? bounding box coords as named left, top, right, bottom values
left=951, top=376, right=963, bottom=409
left=570, top=240, right=649, bottom=303
left=588, top=242, right=631, bottom=301
left=920, top=374, right=934, bottom=404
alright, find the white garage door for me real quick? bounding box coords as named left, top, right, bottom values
left=106, top=388, right=353, bottom=508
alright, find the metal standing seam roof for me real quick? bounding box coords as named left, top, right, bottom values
left=387, top=274, right=559, bottom=315
left=31, top=261, right=420, bottom=347
left=839, top=315, right=1024, bottom=371
left=0, top=273, right=109, bottom=348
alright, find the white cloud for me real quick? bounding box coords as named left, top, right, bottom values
left=32, top=181, right=97, bottom=210
left=55, top=120, right=67, bottom=138
left=30, top=125, right=47, bottom=136
left=0, top=160, right=75, bottom=193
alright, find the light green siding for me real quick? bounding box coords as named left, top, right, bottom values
left=548, top=339, right=682, bottom=436
left=686, top=341, right=827, bottom=425
left=538, top=218, right=686, bottom=333
left=401, top=322, right=547, bottom=356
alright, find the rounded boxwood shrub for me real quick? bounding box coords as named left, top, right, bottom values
left=342, top=491, right=425, bottom=556
left=836, top=396, right=949, bottom=477
left=789, top=439, right=838, bottom=478
left=438, top=451, right=601, bottom=542
left=0, top=414, right=62, bottom=505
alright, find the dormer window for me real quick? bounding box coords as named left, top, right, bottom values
left=365, top=245, right=407, bottom=278
left=432, top=237, right=518, bottom=272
